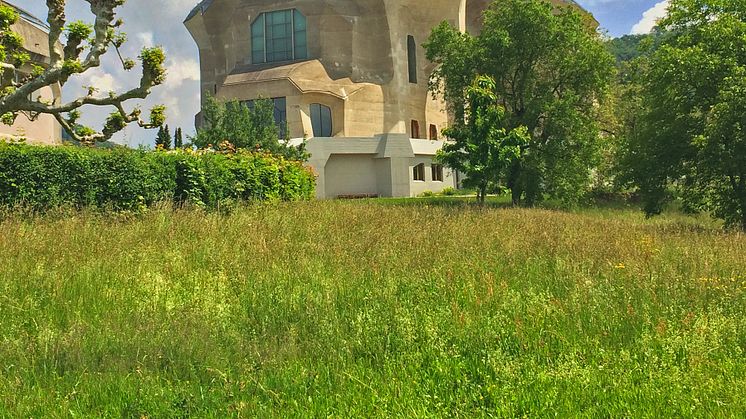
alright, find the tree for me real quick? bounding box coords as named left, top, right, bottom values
left=437, top=76, right=529, bottom=204
left=0, top=1, right=166, bottom=144
left=425, top=0, right=615, bottom=206
left=192, top=95, right=307, bottom=160
left=618, top=0, right=746, bottom=230
left=174, top=127, right=183, bottom=149
left=155, top=124, right=171, bottom=150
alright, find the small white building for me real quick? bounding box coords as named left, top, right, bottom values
left=301, top=134, right=456, bottom=199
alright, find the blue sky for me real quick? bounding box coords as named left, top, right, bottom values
left=10, top=0, right=668, bottom=146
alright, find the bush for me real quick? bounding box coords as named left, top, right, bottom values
left=0, top=142, right=315, bottom=212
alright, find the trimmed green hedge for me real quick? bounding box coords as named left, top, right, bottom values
left=0, top=142, right=316, bottom=211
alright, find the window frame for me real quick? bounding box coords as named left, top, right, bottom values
left=431, top=164, right=444, bottom=182
left=429, top=124, right=438, bottom=140
left=310, top=103, right=333, bottom=137
left=407, top=35, right=417, bottom=84
left=413, top=163, right=426, bottom=182
left=411, top=120, right=420, bottom=139
left=251, top=9, right=308, bottom=64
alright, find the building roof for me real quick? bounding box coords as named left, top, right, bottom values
left=224, top=59, right=374, bottom=99
left=185, top=0, right=214, bottom=22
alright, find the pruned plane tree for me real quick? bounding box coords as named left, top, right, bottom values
left=0, top=0, right=166, bottom=144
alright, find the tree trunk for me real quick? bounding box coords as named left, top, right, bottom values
left=511, top=187, right=521, bottom=207
left=478, top=185, right=487, bottom=205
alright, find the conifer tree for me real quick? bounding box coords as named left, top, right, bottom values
left=155, top=124, right=171, bottom=150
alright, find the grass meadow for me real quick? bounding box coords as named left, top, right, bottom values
left=1, top=200, right=745, bottom=417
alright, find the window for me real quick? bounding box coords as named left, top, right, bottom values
left=251, top=9, right=307, bottom=64
left=407, top=35, right=417, bottom=84
left=411, top=120, right=420, bottom=139
left=413, top=163, right=425, bottom=181
left=431, top=164, right=444, bottom=182
left=244, top=97, right=288, bottom=138
left=429, top=124, right=438, bottom=140
left=310, top=103, right=332, bottom=137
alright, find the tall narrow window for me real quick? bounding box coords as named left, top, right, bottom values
left=407, top=35, right=417, bottom=84
left=431, top=164, right=444, bottom=182
left=251, top=9, right=307, bottom=64
left=411, top=120, right=420, bottom=139
left=413, top=163, right=425, bottom=181
left=429, top=124, right=438, bottom=140
left=310, top=103, right=333, bottom=137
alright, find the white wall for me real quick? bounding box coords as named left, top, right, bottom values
left=409, top=155, right=457, bottom=197
left=324, top=154, right=379, bottom=197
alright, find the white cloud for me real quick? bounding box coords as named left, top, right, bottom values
left=79, top=72, right=120, bottom=93
left=631, top=0, right=670, bottom=34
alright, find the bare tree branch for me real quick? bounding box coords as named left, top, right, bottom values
left=0, top=0, right=166, bottom=145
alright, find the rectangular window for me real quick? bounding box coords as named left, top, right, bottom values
left=293, top=10, right=308, bottom=60
left=429, top=124, right=438, bottom=140
left=431, top=164, right=444, bottom=182
left=251, top=14, right=265, bottom=63
left=407, top=35, right=417, bottom=84
left=413, top=163, right=425, bottom=182
left=411, top=120, right=420, bottom=139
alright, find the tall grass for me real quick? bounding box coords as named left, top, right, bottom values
left=0, top=201, right=744, bottom=417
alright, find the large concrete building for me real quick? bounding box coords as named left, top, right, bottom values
left=185, top=0, right=589, bottom=198
left=0, top=2, right=62, bottom=145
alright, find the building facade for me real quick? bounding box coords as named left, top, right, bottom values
left=0, top=2, right=62, bottom=145
left=185, top=0, right=589, bottom=199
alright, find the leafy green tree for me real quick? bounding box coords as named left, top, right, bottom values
left=155, top=124, right=171, bottom=150
left=618, top=0, right=746, bottom=230
left=0, top=1, right=166, bottom=144
left=425, top=0, right=615, bottom=206
left=193, top=95, right=307, bottom=160
left=174, top=127, right=183, bottom=149
left=438, top=76, right=529, bottom=204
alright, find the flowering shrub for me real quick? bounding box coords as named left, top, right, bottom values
left=0, top=142, right=315, bottom=212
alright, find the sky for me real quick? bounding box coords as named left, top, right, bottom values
left=10, top=0, right=669, bottom=147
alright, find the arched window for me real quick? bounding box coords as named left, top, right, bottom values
left=413, top=163, right=426, bottom=181
left=407, top=35, right=417, bottom=84
left=251, top=9, right=307, bottom=64
left=310, top=103, right=333, bottom=137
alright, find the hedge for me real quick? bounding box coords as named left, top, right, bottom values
left=0, top=142, right=316, bottom=212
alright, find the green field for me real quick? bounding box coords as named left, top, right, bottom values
left=1, top=201, right=745, bottom=417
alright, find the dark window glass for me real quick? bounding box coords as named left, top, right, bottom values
left=251, top=14, right=265, bottom=63
left=411, top=120, right=420, bottom=139
left=310, top=103, right=332, bottom=137
left=431, top=164, right=444, bottom=182
left=407, top=35, right=417, bottom=84
left=251, top=9, right=308, bottom=64
left=429, top=124, right=438, bottom=140
left=413, top=163, right=425, bottom=181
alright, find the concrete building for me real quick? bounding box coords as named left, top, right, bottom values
left=0, top=2, right=62, bottom=145
left=185, top=0, right=590, bottom=199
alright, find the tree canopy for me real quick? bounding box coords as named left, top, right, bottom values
left=0, top=0, right=166, bottom=144
left=438, top=76, right=529, bottom=203
left=425, top=0, right=615, bottom=205
left=616, top=0, right=746, bottom=230
left=192, top=96, right=307, bottom=161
